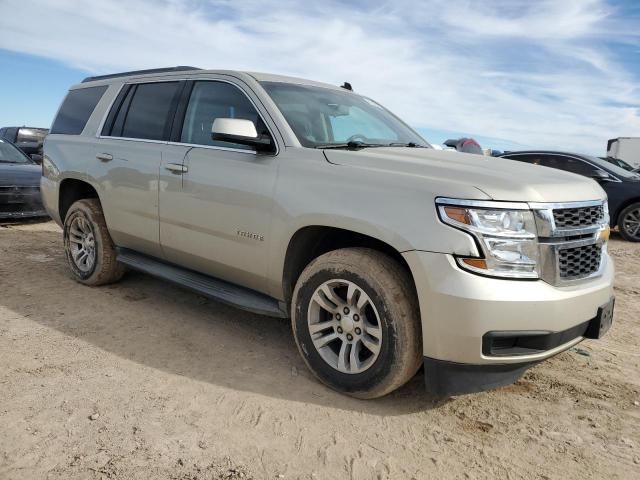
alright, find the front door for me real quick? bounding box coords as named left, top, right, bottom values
left=159, top=80, right=279, bottom=293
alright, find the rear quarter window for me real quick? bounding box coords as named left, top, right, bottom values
left=50, top=86, right=108, bottom=135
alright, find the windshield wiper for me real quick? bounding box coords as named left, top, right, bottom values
left=314, top=141, right=386, bottom=150
left=386, top=142, right=426, bottom=148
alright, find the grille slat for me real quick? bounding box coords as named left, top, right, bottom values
left=553, top=205, right=604, bottom=229
left=558, top=244, right=602, bottom=279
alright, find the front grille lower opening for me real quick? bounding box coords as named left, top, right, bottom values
left=558, top=244, right=602, bottom=279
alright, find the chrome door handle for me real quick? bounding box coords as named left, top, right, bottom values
left=165, top=163, right=188, bottom=174
left=96, top=153, right=113, bottom=162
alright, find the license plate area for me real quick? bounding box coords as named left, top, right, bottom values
left=584, top=297, right=615, bottom=339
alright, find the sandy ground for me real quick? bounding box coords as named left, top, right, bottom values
left=0, top=220, right=638, bottom=480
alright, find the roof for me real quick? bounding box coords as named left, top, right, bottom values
left=245, top=71, right=343, bottom=90
left=77, top=66, right=344, bottom=91
left=81, top=66, right=201, bottom=83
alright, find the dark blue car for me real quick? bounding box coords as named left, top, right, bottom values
left=0, top=138, right=47, bottom=220
left=499, top=150, right=640, bottom=242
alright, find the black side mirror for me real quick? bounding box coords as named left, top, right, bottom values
left=590, top=169, right=612, bottom=182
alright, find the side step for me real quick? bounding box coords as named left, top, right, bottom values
left=116, top=248, right=288, bottom=318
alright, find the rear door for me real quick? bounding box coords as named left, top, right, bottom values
left=158, top=79, right=279, bottom=293
left=90, top=81, right=183, bottom=257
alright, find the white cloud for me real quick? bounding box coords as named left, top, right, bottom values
left=0, top=0, right=639, bottom=153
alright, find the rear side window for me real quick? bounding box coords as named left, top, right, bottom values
left=51, top=86, right=107, bottom=135
left=104, top=82, right=181, bottom=140
left=550, top=157, right=599, bottom=176
left=503, top=154, right=540, bottom=165
left=505, top=154, right=599, bottom=177
left=0, top=127, right=19, bottom=142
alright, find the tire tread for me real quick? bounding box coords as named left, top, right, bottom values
left=63, top=198, right=125, bottom=286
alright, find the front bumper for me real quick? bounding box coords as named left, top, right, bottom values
left=0, top=186, right=47, bottom=220
left=0, top=209, right=48, bottom=220
left=403, top=251, right=614, bottom=394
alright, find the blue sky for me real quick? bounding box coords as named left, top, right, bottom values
left=0, top=0, right=639, bottom=154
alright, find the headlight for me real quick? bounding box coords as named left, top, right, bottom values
left=436, top=198, right=539, bottom=279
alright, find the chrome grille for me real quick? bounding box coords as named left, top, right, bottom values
left=531, top=200, right=608, bottom=285
left=558, top=244, right=602, bottom=280
left=553, top=205, right=604, bottom=228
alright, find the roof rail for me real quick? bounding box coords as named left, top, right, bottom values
left=81, top=66, right=201, bottom=83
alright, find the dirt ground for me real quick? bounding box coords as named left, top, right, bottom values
left=0, top=220, right=638, bottom=480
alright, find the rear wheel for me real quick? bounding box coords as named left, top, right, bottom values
left=291, top=248, right=422, bottom=399
left=63, top=198, right=125, bottom=285
left=618, top=202, right=640, bottom=242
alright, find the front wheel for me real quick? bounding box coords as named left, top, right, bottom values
left=618, top=202, right=640, bottom=242
left=291, top=248, right=422, bottom=399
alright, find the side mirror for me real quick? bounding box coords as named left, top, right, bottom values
left=590, top=169, right=612, bottom=182
left=211, top=118, right=274, bottom=152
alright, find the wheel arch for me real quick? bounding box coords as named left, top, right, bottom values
left=281, top=225, right=417, bottom=307
left=613, top=197, right=640, bottom=225
left=58, top=178, right=101, bottom=223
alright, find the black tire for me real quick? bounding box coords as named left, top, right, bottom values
left=63, top=198, right=125, bottom=286
left=291, top=248, right=422, bottom=399
left=618, top=202, right=640, bottom=242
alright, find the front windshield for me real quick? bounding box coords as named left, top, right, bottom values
left=261, top=82, right=429, bottom=148
left=584, top=155, right=640, bottom=180
left=0, top=140, right=33, bottom=164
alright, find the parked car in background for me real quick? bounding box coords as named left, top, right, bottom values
left=0, top=126, right=49, bottom=164
left=499, top=151, right=640, bottom=241
left=600, top=156, right=638, bottom=172
left=443, top=137, right=483, bottom=154
left=607, top=137, right=640, bottom=169
left=0, top=138, right=47, bottom=220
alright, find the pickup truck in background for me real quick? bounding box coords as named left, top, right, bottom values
left=41, top=67, right=615, bottom=398
left=607, top=137, right=640, bottom=169
left=0, top=126, right=49, bottom=164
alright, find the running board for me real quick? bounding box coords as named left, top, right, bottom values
left=116, top=248, right=288, bottom=318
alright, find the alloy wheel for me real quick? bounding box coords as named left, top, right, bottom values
left=307, top=279, right=382, bottom=374
left=68, top=216, right=96, bottom=273
left=622, top=207, right=640, bottom=240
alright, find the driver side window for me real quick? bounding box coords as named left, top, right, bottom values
left=181, top=81, right=264, bottom=150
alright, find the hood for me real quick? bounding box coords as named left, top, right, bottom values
left=324, top=148, right=606, bottom=203
left=0, top=163, right=42, bottom=187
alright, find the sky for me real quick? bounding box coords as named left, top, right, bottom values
left=0, top=0, right=639, bottom=154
